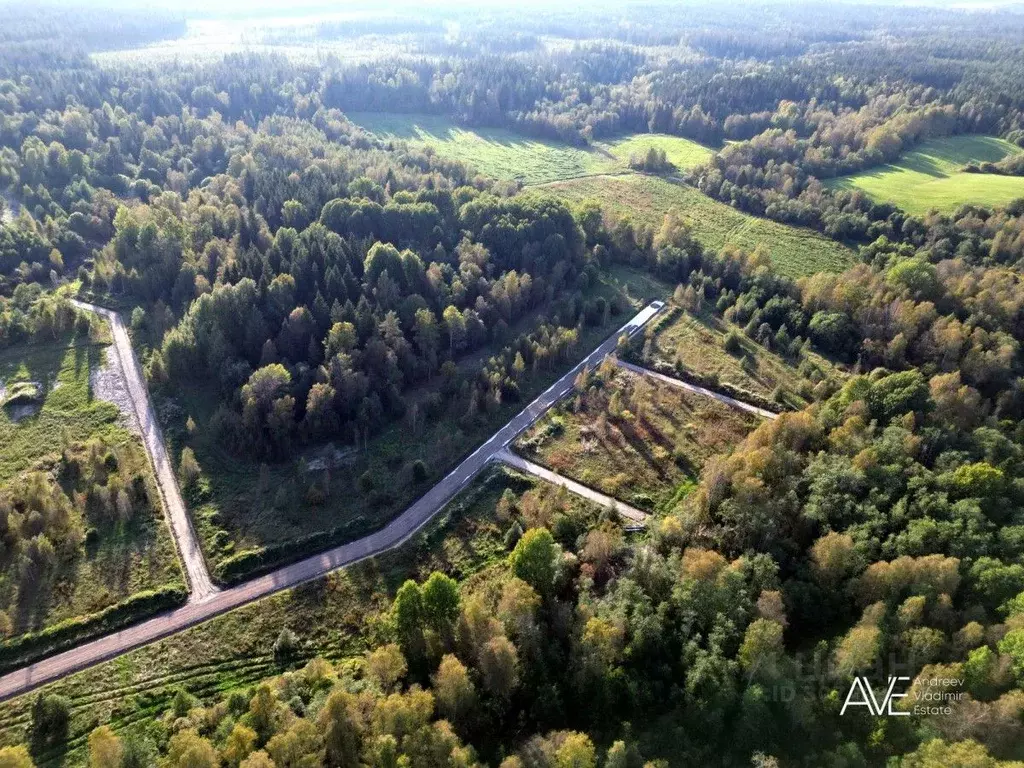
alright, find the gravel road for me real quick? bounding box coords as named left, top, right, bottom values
left=71, top=300, right=217, bottom=601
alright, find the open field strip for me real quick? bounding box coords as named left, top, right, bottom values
left=71, top=301, right=216, bottom=601
left=824, top=134, right=1024, bottom=214
left=532, top=173, right=855, bottom=278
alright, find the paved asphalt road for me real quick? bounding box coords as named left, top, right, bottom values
left=0, top=301, right=664, bottom=702
left=71, top=300, right=218, bottom=601
left=616, top=360, right=779, bottom=420
left=495, top=449, right=649, bottom=524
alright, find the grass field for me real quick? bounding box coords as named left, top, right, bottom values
left=0, top=464, right=610, bottom=766
left=825, top=135, right=1024, bottom=215
left=515, top=366, right=760, bottom=512
left=602, top=133, right=715, bottom=171
left=347, top=112, right=624, bottom=185
left=0, top=336, right=181, bottom=636
left=534, top=173, right=855, bottom=278
left=164, top=269, right=660, bottom=580
left=641, top=305, right=845, bottom=406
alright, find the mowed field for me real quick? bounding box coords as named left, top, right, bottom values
left=602, top=133, right=715, bottom=170
left=826, top=134, right=1024, bottom=215
left=535, top=173, right=855, bottom=278
left=515, top=367, right=760, bottom=512
left=347, top=112, right=624, bottom=185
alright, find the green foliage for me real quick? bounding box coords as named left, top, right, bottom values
left=509, top=528, right=557, bottom=594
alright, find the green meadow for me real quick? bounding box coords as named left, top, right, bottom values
left=825, top=134, right=1024, bottom=215
left=602, top=132, right=715, bottom=171
left=347, top=112, right=624, bottom=185
left=533, top=173, right=855, bottom=278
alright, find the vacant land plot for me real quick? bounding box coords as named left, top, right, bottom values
left=348, top=112, right=624, bottom=185
left=163, top=271, right=652, bottom=581
left=825, top=135, right=1024, bottom=215
left=0, top=335, right=181, bottom=637
left=0, top=465, right=608, bottom=765
left=641, top=305, right=844, bottom=406
left=534, top=173, right=854, bottom=278
left=515, top=366, right=760, bottom=512
left=602, top=133, right=715, bottom=171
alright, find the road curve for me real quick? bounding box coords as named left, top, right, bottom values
left=616, top=360, right=778, bottom=420
left=0, top=301, right=664, bottom=702
left=71, top=300, right=217, bottom=601
left=495, top=449, right=649, bottom=524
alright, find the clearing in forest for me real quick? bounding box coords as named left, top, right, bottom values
left=165, top=272, right=651, bottom=582
left=347, top=112, right=624, bottom=185
left=639, top=305, right=845, bottom=407
left=0, top=331, right=182, bottom=640
left=825, top=134, right=1024, bottom=215
left=601, top=133, right=715, bottom=171
left=514, top=365, right=760, bottom=513
left=534, top=173, right=855, bottom=278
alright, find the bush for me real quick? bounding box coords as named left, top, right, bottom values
left=31, top=693, right=71, bottom=751
left=412, top=460, right=428, bottom=483
left=274, top=628, right=300, bottom=663
left=723, top=329, right=743, bottom=354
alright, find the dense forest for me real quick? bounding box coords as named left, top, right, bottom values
left=4, top=1, right=1024, bottom=766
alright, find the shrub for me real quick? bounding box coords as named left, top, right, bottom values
left=179, top=447, right=201, bottom=487
left=274, top=628, right=300, bottom=663
left=31, top=693, right=71, bottom=751
left=723, top=329, right=743, bottom=354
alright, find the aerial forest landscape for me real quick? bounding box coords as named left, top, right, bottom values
left=2, top=0, right=1024, bottom=765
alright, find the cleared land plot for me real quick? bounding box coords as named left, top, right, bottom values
left=515, top=366, right=760, bottom=512
left=642, top=305, right=844, bottom=406
left=0, top=464, right=609, bottom=765
left=825, top=135, right=1024, bottom=215
left=347, top=112, right=624, bottom=185
left=602, top=133, right=715, bottom=171
left=533, top=173, right=854, bottom=278
left=165, top=272, right=652, bottom=581
left=0, top=337, right=181, bottom=636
